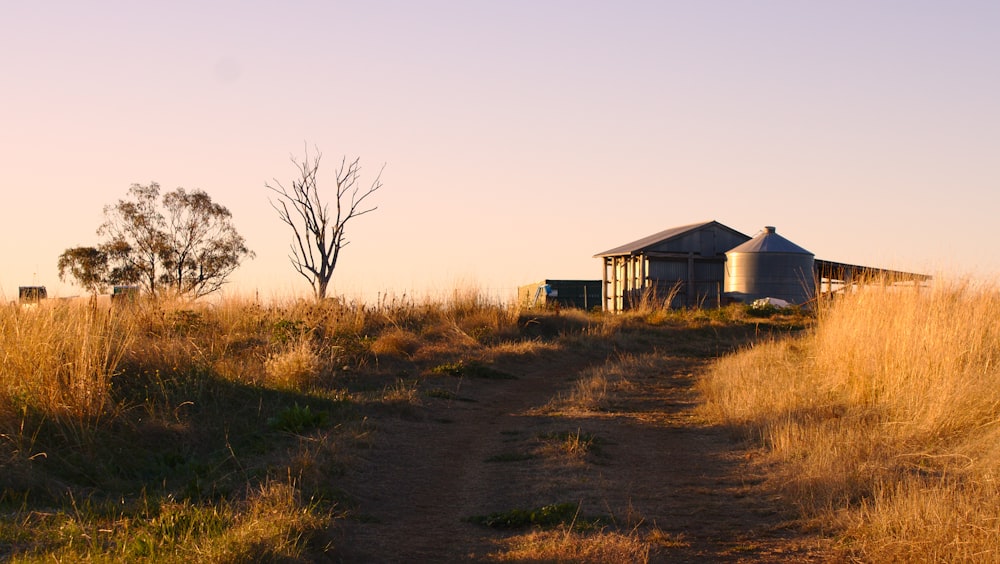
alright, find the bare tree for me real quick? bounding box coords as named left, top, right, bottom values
left=267, top=148, right=383, bottom=300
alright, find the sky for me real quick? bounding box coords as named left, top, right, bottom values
left=2, top=1, right=998, bottom=302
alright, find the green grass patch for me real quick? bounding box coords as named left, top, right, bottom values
left=266, top=403, right=330, bottom=433
left=430, top=360, right=516, bottom=380
left=466, top=502, right=606, bottom=530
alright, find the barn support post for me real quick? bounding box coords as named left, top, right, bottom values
left=602, top=257, right=611, bottom=312
left=628, top=257, right=635, bottom=303
left=615, top=257, right=625, bottom=313
left=687, top=252, right=695, bottom=307
left=819, top=264, right=824, bottom=298
left=632, top=256, right=640, bottom=305
left=624, top=256, right=631, bottom=310
left=639, top=255, right=649, bottom=298
left=610, top=257, right=618, bottom=313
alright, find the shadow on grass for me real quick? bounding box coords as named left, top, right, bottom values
left=2, top=366, right=355, bottom=509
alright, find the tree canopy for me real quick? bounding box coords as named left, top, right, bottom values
left=57, top=246, right=110, bottom=298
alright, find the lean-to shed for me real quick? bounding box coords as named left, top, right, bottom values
left=594, top=220, right=750, bottom=313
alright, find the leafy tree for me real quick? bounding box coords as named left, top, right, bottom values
left=92, top=182, right=253, bottom=298
left=57, top=246, right=110, bottom=300
left=266, top=149, right=383, bottom=299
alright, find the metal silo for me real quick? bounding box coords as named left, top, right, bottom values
left=724, top=226, right=815, bottom=305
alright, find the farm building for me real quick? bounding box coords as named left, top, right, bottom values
left=594, top=221, right=751, bottom=311
left=596, top=221, right=929, bottom=313
left=518, top=280, right=602, bottom=310
left=18, top=286, right=47, bottom=304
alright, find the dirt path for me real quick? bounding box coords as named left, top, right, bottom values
left=335, top=354, right=834, bottom=562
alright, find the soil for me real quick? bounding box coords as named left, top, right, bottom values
left=333, top=350, right=836, bottom=563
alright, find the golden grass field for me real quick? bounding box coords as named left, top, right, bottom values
left=2, top=281, right=999, bottom=561
left=700, top=280, right=1000, bottom=562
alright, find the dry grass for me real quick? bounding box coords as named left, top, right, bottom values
left=265, top=336, right=321, bottom=390
left=206, top=480, right=334, bottom=561
left=700, top=279, right=1000, bottom=562
left=491, top=526, right=651, bottom=563
left=369, top=327, right=422, bottom=358
left=542, top=352, right=662, bottom=415
left=0, top=302, right=133, bottom=423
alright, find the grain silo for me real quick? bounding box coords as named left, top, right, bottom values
left=724, top=226, right=815, bottom=305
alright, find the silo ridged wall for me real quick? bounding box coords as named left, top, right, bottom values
left=725, top=251, right=815, bottom=305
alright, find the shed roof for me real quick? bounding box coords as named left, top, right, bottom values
left=727, top=226, right=813, bottom=255
left=594, top=220, right=748, bottom=257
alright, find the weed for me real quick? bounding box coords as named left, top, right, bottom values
left=270, top=318, right=307, bottom=343
left=267, top=403, right=329, bottom=434
left=430, top=360, right=465, bottom=376
left=467, top=502, right=605, bottom=530
left=430, top=360, right=516, bottom=380
left=539, top=429, right=602, bottom=457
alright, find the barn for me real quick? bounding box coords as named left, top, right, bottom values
left=594, top=221, right=751, bottom=312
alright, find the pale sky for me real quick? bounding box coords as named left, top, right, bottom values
left=2, top=1, right=998, bottom=301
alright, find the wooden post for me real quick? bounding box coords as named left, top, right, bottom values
left=687, top=253, right=695, bottom=307
left=639, top=255, right=647, bottom=302
left=611, top=257, right=619, bottom=313
left=602, top=257, right=610, bottom=312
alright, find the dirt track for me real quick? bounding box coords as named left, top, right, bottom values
left=335, top=351, right=834, bottom=562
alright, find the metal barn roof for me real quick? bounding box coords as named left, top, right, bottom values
left=727, top=226, right=813, bottom=255
left=594, top=220, right=749, bottom=257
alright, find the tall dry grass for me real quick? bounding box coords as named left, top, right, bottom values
left=0, top=302, right=133, bottom=424
left=700, top=280, right=1000, bottom=562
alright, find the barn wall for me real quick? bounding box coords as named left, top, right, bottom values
left=645, top=226, right=748, bottom=257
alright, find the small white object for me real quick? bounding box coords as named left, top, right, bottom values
left=751, top=297, right=791, bottom=308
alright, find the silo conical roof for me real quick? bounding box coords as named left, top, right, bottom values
left=727, top=226, right=813, bottom=255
